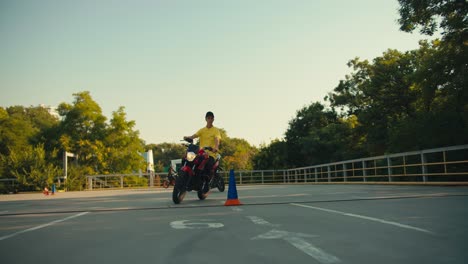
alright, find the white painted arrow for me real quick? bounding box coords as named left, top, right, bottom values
left=252, top=229, right=340, bottom=264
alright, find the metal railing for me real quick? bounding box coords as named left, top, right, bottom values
left=85, top=145, right=468, bottom=190
left=285, top=144, right=468, bottom=184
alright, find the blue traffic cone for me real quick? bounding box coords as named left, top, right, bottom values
left=224, top=169, right=242, bottom=206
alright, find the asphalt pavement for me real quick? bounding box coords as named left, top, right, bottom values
left=1, top=184, right=467, bottom=264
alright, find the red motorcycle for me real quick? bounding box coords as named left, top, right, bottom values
left=172, top=138, right=223, bottom=204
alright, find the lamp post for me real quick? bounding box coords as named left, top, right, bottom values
left=63, top=151, right=77, bottom=190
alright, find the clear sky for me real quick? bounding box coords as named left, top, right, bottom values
left=0, top=0, right=433, bottom=147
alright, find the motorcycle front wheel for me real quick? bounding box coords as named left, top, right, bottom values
left=172, top=172, right=187, bottom=204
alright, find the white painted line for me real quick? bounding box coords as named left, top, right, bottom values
left=0, top=212, right=89, bottom=241
left=291, top=203, right=433, bottom=234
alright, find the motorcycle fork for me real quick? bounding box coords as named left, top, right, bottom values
left=197, top=155, right=209, bottom=171
left=181, top=165, right=195, bottom=191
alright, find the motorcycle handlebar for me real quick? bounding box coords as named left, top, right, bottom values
left=181, top=138, right=216, bottom=152
left=183, top=137, right=193, bottom=143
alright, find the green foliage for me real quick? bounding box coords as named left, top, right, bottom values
left=252, top=139, right=287, bottom=170
left=220, top=137, right=257, bottom=170
left=398, top=0, right=467, bottom=42
left=255, top=1, right=467, bottom=169
left=398, top=0, right=468, bottom=128
left=0, top=106, right=40, bottom=156
left=0, top=91, right=147, bottom=192
left=1, top=144, right=61, bottom=191
left=57, top=92, right=145, bottom=176
left=105, top=107, right=145, bottom=174
left=64, top=164, right=93, bottom=191
left=287, top=102, right=364, bottom=167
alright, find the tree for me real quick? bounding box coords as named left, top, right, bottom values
left=284, top=102, right=350, bottom=167
left=57, top=91, right=108, bottom=174
left=398, top=0, right=467, bottom=42
left=105, top=107, right=145, bottom=173
left=221, top=137, right=257, bottom=170
left=326, top=49, right=421, bottom=154
left=0, top=106, right=39, bottom=156
left=253, top=139, right=288, bottom=170
left=1, top=144, right=61, bottom=191
left=398, top=0, right=468, bottom=142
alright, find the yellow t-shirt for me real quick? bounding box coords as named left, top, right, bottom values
left=196, top=126, right=221, bottom=157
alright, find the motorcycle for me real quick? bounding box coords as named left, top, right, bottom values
left=162, top=166, right=176, bottom=189
left=172, top=138, right=225, bottom=204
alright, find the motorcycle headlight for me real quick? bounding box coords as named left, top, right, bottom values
left=186, top=152, right=197, bottom=162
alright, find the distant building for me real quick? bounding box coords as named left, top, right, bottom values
left=39, top=104, right=60, bottom=119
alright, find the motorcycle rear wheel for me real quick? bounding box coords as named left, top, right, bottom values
left=163, top=180, right=170, bottom=189
left=217, top=176, right=225, bottom=192
left=197, top=190, right=207, bottom=200
left=197, top=181, right=209, bottom=200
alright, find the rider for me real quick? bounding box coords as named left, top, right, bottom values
left=183, top=111, right=221, bottom=183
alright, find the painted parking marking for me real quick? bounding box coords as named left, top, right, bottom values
left=291, top=203, right=433, bottom=234
left=247, top=216, right=279, bottom=227
left=170, top=220, right=224, bottom=229
left=248, top=216, right=340, bottom=263
left=252, top=229, right=340, bottom=264
left=0, top=212, right=89, bottom=241
left=230, top=206, right=243, bottom=212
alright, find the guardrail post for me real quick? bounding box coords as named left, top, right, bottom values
left=314, top=168, right=318, bottom=182
left=443, top=151, right=447, bottom=175
left=343, top=163, right=347, bottom=182
left=403, top=156, right=407, bottom=176
left=387, top=157, right=393, bottom=182
left=261, top=171, right=264, bottom=184
left=88, top=176, right=93, bottom=190
left=304, top=169, right=307, bottom=183
left=362, top=161, right=367, bottom=182
left=149, top=172, right=154, bottom=187
left=421, top=153, right=428, bottom=182
left=120, top=176, right=124, bottom=188
left=327, top=166, right=331, bottom=182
